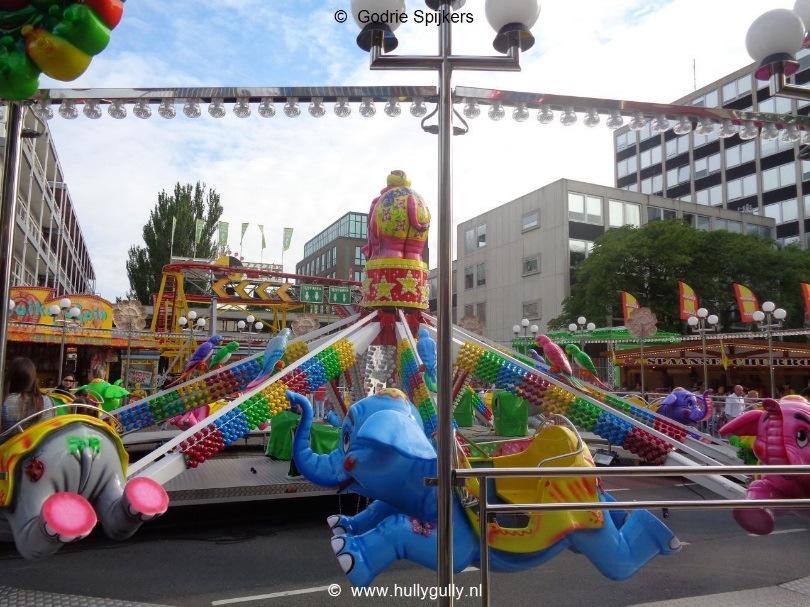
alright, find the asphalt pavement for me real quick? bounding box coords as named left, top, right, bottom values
left=1, top=478, right=810, bottom=607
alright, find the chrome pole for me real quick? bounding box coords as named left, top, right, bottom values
left=0, top=102, right=24, bottom=396
left=700, top=322, right=708, bottom=391
left=436, top=5, right=455, bottom=604
left=767, top=315, right=775, bottom=397
left=58, top=318, right=66, bottom=385
left=478, top=477, right=490, bottom=607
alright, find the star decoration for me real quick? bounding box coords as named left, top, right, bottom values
left=376, top=278, right=395, bottom=299
left=362, top=277, right=373, bottom=294
left=397, top=272, right=419, bottom=296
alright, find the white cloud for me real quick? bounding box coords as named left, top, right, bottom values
left=41, top=0, right=787, bottom=299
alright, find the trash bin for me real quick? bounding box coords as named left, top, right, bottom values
left=493, top=390, right=528, bottom=437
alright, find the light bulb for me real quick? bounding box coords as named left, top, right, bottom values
left=707, top=314, right=719, bottom=325
left=513, top=102, right=530, bottom=122
left=196, top=318, right=206, bottom=327
left=752, top=310, right=765, bottom=322
left=384, top=97, right=401, bottom=117
left=485, top=0, right=541, bottom=32
left=774, top=308, right=787, bottom=320
left=8, top=299, right=14, bottom=312
left=488, top=102, right=505, bottom=121
left=687, top=316, right=699, bottom=327
left=718, top=119, right=738, bottom=138
left=258, top=97, right=276, bottom=118
left=760, top=123, right=780, bottom=140
left=586, top=322, right=596, bottom=331
left=133, top=100, right=152, bottom=119
left=410, top=97, right=427, bottom=117
left=182, top=100, right=200, bottom=118
left=309, top=97, right=326, bottom=118
left=583, top=109, right=600, bottom=128
left=568, top=323, right=578, bottom=332
left=522, top=318, right=530, bottom=327
left=208, top=98, right=226, bottom=118
left=60, top=298, right=71, bottom=309
left=187, top=310, right=197, bottom=320
left=284, top=98, right=301, bottom=118
left=69, top=306, right=81, bottom=319
left=48, top=304, right=61, bottom=316
left=695, top=118, right=715, bottom=135
left=537, top=105, right=553, bottom=124
left=629, top=113, right=647, bottom=131
left=359, top=97, right=376, bottom=118
left=158, top=99, right=176, bottom=119
left=34, top=98, right=53, bottom=120
left=237, top=320, right=246, bottom=330
left=254, top=321, right=264, bottom=331
left=739, top=120, right=759, bottom=140
left=697, top=307, right=708, bottom=318
left=246, top=315, right=255, bottom=324
left=59, top=99, right=79, bottom=120
left=107, top=100, right=127, bottom=119
left=606, top=111, right=624, bottom=130
left=560, top=108, right=577, bottom=126
left=762, top=301, right=776, bottom=312
left=463, top=98, right=480, bottom=119
left=513, top=325, right=521, bottom=335
left=782, top=124, right=801, bottom=143
left=672, top=116, right=692, bottom=135
left=334, top=97, right=351, bottom=118
left=530, top=324, right=539, bottom=334
left=577, top=316, right=586, bottom=325
left=652, top=115, right=670, bottom=134
left=234, top=97, right=251, bottom=118
left=745, top=8, right=805, bottom=64
left=83, top=100, right=102, bottom=119
left=178, top=317, right=188, bottom=327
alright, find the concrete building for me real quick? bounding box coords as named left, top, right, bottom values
left=455, top=179, right=775, bottom=344
left=614, top=50, right=810, bottom=249
left=427, top=263, right=456, bottom=323
left=1, top=107, right=96, bottom=293
left=296, top=212, right=368, bottom=282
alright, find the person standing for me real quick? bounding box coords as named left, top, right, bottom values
left=724, top=384, right=746, bottom=420
left=313, top=384, right=328, bottom=421
left=1, top=358, right=54, bottom=433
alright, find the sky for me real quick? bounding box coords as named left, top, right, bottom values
left=38, top=0, right=793, bottom=299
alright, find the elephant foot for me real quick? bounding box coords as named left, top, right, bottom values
left=125, top=477, right=169, bottom=521
left=733, top=508, right=775, bottom=535
left=330, top=535, right=375, bottom=587
left=327, top=514, right=350, bottom=536
left=42, top=492, right=97, bottom=543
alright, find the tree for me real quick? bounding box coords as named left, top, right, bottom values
left=126, top=183, right=223, bottom=304
left=551, top=220, right=810, bottom=332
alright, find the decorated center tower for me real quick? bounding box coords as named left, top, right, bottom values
left=360, top=171, right=431, bottom=310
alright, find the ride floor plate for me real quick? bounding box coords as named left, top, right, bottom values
left=0, top=586, right=171, bottom=607
left=630, top=576, right=810, bottom=607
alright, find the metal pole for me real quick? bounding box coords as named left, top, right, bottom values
left=125, top=325, right=132, bottom=388
left=58, top=318, right=66, bottom=385
left=436, top=6, right=455, bottom=604
left=639, top=336, right=645, bottom=399
left=0, top=102, right=24, bottom=396
left=767, top=315, right=775, bottom=397
left=700, top=323, right=708, bottom=391
left=478, top=477, right=490, bottom=607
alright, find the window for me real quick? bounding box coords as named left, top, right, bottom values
left=476, top=262, right=486, bottom=287
left=708, top=153, right=721, bottom=174
left=694, top=157, right=708, bottom=178
left=464, top=304, right=474, bottom=318
left=522, top=255, right=539, bottom=276
left=464, top=224, right=487, bottom=251
left=678, top=165, right=691, bottom=183
left=568, top=192, right=603, bottom=224
left=666, top=167, right=678, bottom=187
left=666, top=138, right=678, bottom=158
left=722, top=75, right=752, bottom=103
left=332, top=246, right=337, bottom=267
left=354, top=246, right=365, bottom=266
left=476, top=224, right=486, bottom=248
left=746, top=223, right=772, bottom=239
left=616, top=131, right=635, bottom=151
left=353, top=271, right=363, bottom=281
left=694, top=215, right=711, bottom=230
left=465, top=228, right=476, bottom=253
left=476, top=302, right=486, bottom=325
left=648, top=206, right=677, bottom=222
left=464, top=266, right=474, bottom=290
left=762, top=164, right=796, bottom=191
left=764, top=199, right=799, bottom=224
left=802, top=161, right=810, bottom=182
left=641, top=178, right=652, bottom=194
left=694, top=128, right=719, bottom=147
left=522, top=210, right=539, bottom=231
left=725, top=142, right=754, bottom=168
left=805, top=194, right=810, bottom=217
left=609, top=200, right=641, bottom=228
left=759, top=96, right=792, bottom=115
left=652, top=174, right=663, bottom=193
left=569, top=239, right=594, bottom=267
left=617, top=155, right=637, bottom=178
left=640, top=146, right=662, bottom=169
left=522, top=301, right=541, bottom=321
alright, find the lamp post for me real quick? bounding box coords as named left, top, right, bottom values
left=568, top=316, right=596, bottom=347
left=687, top=308, right=719, bottom=392
left=178, top=311, right=207, bottom=367
left=752, top=301, right=787, bottom=397
left=237, top=314, right=264, bottom=354
left=512, top=318, right=538, bottom=354
left=49, top=298, right=79, bottom=385
left=350, top=1, right=539, bottom=601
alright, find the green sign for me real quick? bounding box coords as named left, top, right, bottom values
left=300, top=285, right=324, bottom=304
left=329, top=287, right=352, bottom=305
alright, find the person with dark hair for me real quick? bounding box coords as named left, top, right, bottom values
left=1, top=357, right=54, bottom=433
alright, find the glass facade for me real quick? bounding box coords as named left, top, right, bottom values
left=303, top=212, right=367, bottom=257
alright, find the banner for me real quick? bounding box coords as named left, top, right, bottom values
left=283, top=227, right=293, bottom=251
left=678, top=281, right=699, bottom=321
left=258, top=224, right=266, bottom=250
left=217, top=222, right=229, bottom=247
left=802, top=283, right=810, bottom=321
left=620, top=291, right=640, bottom=324
left=194, top=218, right=205, bottom=244
left=733, top=283, right=760, bottom=323
left=240, top=222, right=249, bottom=246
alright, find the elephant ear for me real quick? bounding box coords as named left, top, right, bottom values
left=355, top=409, right=436, bottom=462
left=719, top=410, right=763, bottom=437
left=660, top=392, right=678, bottom=407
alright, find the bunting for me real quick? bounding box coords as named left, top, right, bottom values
left=620, top=291, right=640, bottom=324
left=678, top=281, right=699, bottom=321
left=732, top=283, right=760, bottom=323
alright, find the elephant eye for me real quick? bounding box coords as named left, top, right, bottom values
left=797, top=429, right=809, bottom=448
left=342, top=430, right=351, bottom=452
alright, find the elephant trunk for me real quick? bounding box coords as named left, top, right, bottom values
left=95, top=477, right=169, bottom=541
left=760, top=401, right=789, bottom=464
left=290, top=391, right=345, bottom=487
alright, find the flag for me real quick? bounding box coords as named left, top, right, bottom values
left=620, top=291, right=640, bottom=324
left=258, top=224, right=266, bottom=250
left=194, top=218, right=204, bottom=244
left=283, top=227, right=293, bottom=252
left=678, top=281, right=699, bottom=321
left=733, top=283, right=760, bottom=323
left=719, top=340, right=731, bottom=370
left=802, top=283, right=810, bottom=321
left=217, top=222, right=229, bottom=247
left=240, top=222, right=249, bottom=247
left=170, top=216, right=177, bottom=242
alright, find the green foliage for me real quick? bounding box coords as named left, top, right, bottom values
left=550, top=220, right=810, bottom=332
left=126, top=183, right=223, bottom=304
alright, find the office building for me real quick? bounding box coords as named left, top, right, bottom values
left=2, top=107, right=96, bottom=293
left=296, top=212, right=369, bottom=282
left=455, top=179, right=775, bottom=344
left=614, top=51, right=810, bottom=249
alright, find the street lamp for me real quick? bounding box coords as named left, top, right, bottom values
left=48, top=298, right=79, bottom=385
left=238, top=314, right=264, bottom=354
left=512, top=318, right=538, bottom=354
left=687, top=307, right=719, bottom=392
left=752, top=301, right=787, bottom=397
left=351, top=1, right=539, bottom=600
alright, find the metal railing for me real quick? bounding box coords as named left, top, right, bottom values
left=454, top=463, right=810, bottom=607
left=0, top=403, right=122, bottom=440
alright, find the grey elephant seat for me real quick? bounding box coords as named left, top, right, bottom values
left=0, top=413, right=169, bottom=559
